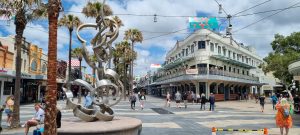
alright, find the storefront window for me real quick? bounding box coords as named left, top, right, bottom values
left=31, top=60, right=37, bottom=71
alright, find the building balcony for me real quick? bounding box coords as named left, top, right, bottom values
left=153, top=67, right=259, bottom=85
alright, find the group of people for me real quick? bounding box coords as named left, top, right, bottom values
left=129, top=91, right=146, bottom=110
left=167, top=91, right=216, bottom=111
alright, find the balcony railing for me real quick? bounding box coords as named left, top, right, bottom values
left=154, top=67, right=259, bottom=82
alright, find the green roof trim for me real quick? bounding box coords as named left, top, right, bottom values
left=162, top=56, right=194, bottom=70
left=211, top=55, right=255, bottom=69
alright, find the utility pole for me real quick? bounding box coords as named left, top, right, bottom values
left=226, top=15, right=233, bottom=45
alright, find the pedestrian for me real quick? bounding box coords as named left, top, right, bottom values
left=259, top=94, right=266, bottom=112
left=84, top=92, right=93, bottom=109
left=271, top=93, right=278, bottom=110
left=196, top=93, right=200, bottom=104
left=209, top=93, right=215, bottom=111
left=4, top=96, right=14, bottom=127
left=175, top=91, right=182, bottom=108
left=200, top=93, right=206, bottom=110
left=24, top=103, right=45, bottom=135
left=191, top=91, right=196, bottom=104
left=139, top=92, right=146, bottom=110
left=275, top=98, right=293, bottom=135
left=129, top=92, right=137, bottom=110
left=183, top=92, right=188, bottom=109
left=165, top=92, right=171, bottom=107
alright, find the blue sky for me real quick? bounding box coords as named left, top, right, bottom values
left=1, top=0, right=300, bottom=76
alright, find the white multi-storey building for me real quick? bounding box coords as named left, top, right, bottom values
left=151, top=29, right=264, bottom=101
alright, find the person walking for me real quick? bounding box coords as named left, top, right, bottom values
left=200, top=93, right=206, bottom=110
left=259, top=94, right=266, bottom=112
left=196, top=93, right=200, bottom=104
left=175, top=91, right=182, bottom=108
left=191, top=91, right=196, bottom=104
left=139, top=92, right=146, bottom=110
left=275, top=98, right=293, bottom=135
left=165, top=92, right=171, bottom=107
left=4, top=96, right=14, bottom=127
left=271, top=93, right=278, bottom=110
left=209, top=93, right=215, bottom=111
left=183, top=92, right=188, bottom=109
left=129, top=92, right=137, bottom=110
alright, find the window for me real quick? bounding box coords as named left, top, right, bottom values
left=31, top=60, right=37, bottom=71
left=237, top=54, right=240, bottom=61
left=182, top=50, right=184, bottom=57
left=24, top=60, right=26, bottom=71
left=228, top=50, right=231, bottom=58
left=233, top=68, right=236, bottom=73
left=186, top=48, right=188, bottom=56
left=252, top=60, right=254, bottom=66
left=218, top=46, right=221, bottom=54
left=242, top=70, right=245, bottom=75
left=42, top=64, right=47, bottom=73
left=198, top=41, right=206, bottom=49
left=210, top=43, right=214, bottom=52
left=178, top=53, right=181, bottom=58
left=229, top=67, right=231, bottom=72
left=224, top=65, right=226, bottom=71
left=191, top=45, right=194, bottom=53
left=233, top=52, right=236, bottom=59
left=246, top=57, right=248, bottom=63
left=242, top=56, right=244, bottom=62
left=237, top=69, right=240, bottom=74
left=223, top=48, right=226, bottom=56
left=247, top=71, right=249, bottom=76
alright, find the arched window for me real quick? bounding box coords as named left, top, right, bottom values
left=42, top=64, right=47, bottom=73
left=31, top=60, right=37, bottom=71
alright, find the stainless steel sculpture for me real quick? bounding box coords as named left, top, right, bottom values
left=63, top=0, right=124, bottom=122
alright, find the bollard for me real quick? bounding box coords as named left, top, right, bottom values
left=264, top=128, right=268, bottom=135
left=212, top=127, right=216, bottom=135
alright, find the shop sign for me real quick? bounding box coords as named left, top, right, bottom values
left=294, top=76, right=300, bottom=81
left=186, top=69, right=198, bottom=75
left=0, top=68, right=7, bottom=73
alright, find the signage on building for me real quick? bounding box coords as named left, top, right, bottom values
left=189, top=17, right=218, bottom=30
left=186, top=69, right=198, bottom=75
left=294, top=76, right=300, bottom=81
left=0, top=68, right=7, bottom=73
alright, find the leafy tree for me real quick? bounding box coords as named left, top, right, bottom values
left=0, top=0, right=47, bottom=128
left=263, top=32, right=300, bottom=89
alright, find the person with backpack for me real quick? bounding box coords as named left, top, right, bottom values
left=271, top=93, right=278, bottom=110
left=275, top=98, right=293, bottom=135
left=129, top=92, right=137, bottom=110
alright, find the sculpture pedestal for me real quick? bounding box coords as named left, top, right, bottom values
left=58, top=116, right=142, bottom=135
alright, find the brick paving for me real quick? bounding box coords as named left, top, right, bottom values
left=1, top=96, right=300, bottom=135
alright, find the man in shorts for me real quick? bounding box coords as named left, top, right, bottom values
left=24, top=103, right=45, bottom=135
left=175, top=91, right=182, bottom=108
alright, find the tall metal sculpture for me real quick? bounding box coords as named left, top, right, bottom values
left=63, top=0, right=124, bottom=122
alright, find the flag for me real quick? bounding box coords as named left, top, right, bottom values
left=150, top=64, right=161, bottom=68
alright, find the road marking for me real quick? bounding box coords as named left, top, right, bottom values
left=143, top=122, right=181, bottom=128
left=197, top=119, right=275, bottom=128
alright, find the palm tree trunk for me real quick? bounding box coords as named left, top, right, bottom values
left=44, top=1, right=60, bottom=134
left=130, top=42, right=134, bottom=94
left=11, top=9, right=26, bottom=128
left=78, top=59, right=82, bottom=103
left=68, top=29, right=72, bottom=89
left=123, top=62, right=126, bottom=100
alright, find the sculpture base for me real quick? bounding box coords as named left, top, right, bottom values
left=58, top=116, right=142, bottom=135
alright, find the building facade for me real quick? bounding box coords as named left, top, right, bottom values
left=150, top=29, right=265, bottom=101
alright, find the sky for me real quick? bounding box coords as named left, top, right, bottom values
left=1, top=0, right=300, bottom=77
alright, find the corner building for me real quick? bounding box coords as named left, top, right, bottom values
left=152, top=29, right=264, bottom=101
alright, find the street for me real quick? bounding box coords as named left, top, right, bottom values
left=1, top=96, right=300, bottom=135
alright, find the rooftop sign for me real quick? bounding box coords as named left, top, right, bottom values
left=189, top=17, right=218, bottom=31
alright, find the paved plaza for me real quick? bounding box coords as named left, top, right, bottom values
left=1, top=96, right=300, bottom=135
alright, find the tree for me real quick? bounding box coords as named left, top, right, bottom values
left=82, top=1, right=113, bottom=22
left=124, top=29, right=143, bottom=93
left=72, top=47, right=83, bottom=103
left=43, top=0, right=61, bottom=134
left=113, top=41, right=136, bottom=97
left=263, top=32, right=300, bottom=89
left=0, top=0, right=47, bottom=128
left=58, top=14, right=82, bottom=90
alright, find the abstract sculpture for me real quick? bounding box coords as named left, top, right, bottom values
left=63, top=0, right=124, bottom=122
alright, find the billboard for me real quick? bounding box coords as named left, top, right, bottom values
left=189, top=17, right=218, bottom=31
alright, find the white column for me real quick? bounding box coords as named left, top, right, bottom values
left=195, top=82, right=199, bottom=95
left=206, top=82, right=209, bottom=97
left=0, top=80, right=4, bottom=105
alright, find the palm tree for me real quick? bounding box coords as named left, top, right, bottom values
left=58, top=14, right=82, bottom=90
left=113, top=41, right=137, bottom=97
left=0, top=0, right=47, bottom=128
left=124, top=29, right=143, bottom=93
left=72, top=47, right=83, bottom=103
left=82, top=1, right=113, bottom=22
left=43, top=0, right=61, bottom=134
